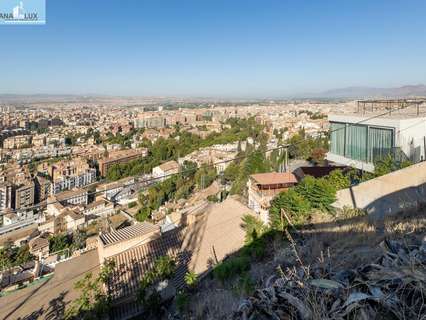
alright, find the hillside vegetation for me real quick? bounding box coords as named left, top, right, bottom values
left=175, top=207, right=426, bottom=319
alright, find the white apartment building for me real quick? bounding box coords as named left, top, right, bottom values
left=52, top=168, right=96, bottom=194
left=152, top=160, right=179, bottom=182
left=82, top=200, right=115, bottom=218
left=0, top=182, right=13, bottom=211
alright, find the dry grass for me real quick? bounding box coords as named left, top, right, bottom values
left=174, top=209, right=426, bottom=319
left=231, top=209, right=426, bottom=320
left=299, top=209, right=426, bottom=269
left=186, top=278, right=244, bottom=319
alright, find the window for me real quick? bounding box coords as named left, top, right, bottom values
left=330, top=122, right=345, bottom=156
left=368, top=127, right=393, bottom=162
left=330, top=122, right=394, bottom=163
left=346, top=124, right=368, bottom=161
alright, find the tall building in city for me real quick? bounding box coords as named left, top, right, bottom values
left=14, top=181, right=35, bottom=210
left=35, top=175, right=52, bottom=203
left=98, top=148, right=148, bottom=176
left=134, top=115, right=166, bottom=129
left=0, top=164, right=35, bottom=211
left=0, top=182, right=13, bottom=211
left=3, top=135, right=31, bottom=149
left=38, top=158, right=97, bottom=194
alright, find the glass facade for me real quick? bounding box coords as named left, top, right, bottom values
left=330, top=122, right=345, bottom=156
left=368, top=127, right=393, bottom=162
left=346, top=124, right=368, bottom=161
left=330, top=122, right=394, bottom=163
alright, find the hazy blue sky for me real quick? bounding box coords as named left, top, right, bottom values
left=1, top=0, right=426, bottom=97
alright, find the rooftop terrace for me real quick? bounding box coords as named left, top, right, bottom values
left=333, top=99, right=426, bottom=119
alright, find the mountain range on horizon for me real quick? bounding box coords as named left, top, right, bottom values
left=313, top=84, right=426, bottom=99
left=1, top=85, right=426, bottom=103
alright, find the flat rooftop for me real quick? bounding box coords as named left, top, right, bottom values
left=103, top=148, right=147, bottom=161
left=250, top=172, right=298, bottom=185
left=332, top=99, right=426, bottom=120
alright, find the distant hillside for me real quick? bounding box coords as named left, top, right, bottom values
left=318, top=84, right=426, bottom=99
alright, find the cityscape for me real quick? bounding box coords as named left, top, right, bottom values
left=0, top=1, right=426, bottom=320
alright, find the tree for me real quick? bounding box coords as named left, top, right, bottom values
left=269, top=189, right=311, bottom=231
left=65, top=260, right=116, bottom=320
left=104, top=118, right=264, bottom=182
left=175, top=181, right=194, bottom=200
left=180, top=160, right=197, bottom=179
left=223, top=161, right=239, bottom=183
left=295, top=176, right=336, bottom=212
left=136, top=207, right=150, bottom=222
left=0, top=247, right=13, bottom=270
left=138, top=255, right=176, bottom=317
left=195, top=164, right=217, bottom=189
left=230, top=150, right=271, bottom=195
left=71, top=230, right=87, bottom=252
left=0, top=244, right=34, bottom=269
left=49, top=234, right=71, bottom=253
left=309, top=147, right=327, bottom=164
left=105, top=164, right=122, bottom=181
left=15, top=245, right=34, bottom=266
left=244, top=150, right=271, bottom=174
left=138, top=192, right=147, bottom=206
left=286, top=130, right=328, bottom=160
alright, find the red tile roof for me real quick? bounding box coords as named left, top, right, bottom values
left=250, top=172, right=298, bottom=185
left=106, top=227, right=187, bottom=301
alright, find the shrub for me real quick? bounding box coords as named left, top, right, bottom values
left=326, top=169, right=351, bottom=190
left=241, top=237, right=267, bottom=260
left=135, top=208, right=150, bottom=222
left=213, top=256, right=250, bottom=283
left=138, top=255, right=176, bottom=305
left=175, top=291, right=189, bottom=314
left=241, top=214, right=267, bottom=244
left=49, top=233, right=72, bottom=253
left=153, top=256, right=176, bottom=279
left=128, top=201, right=137, bottom=208
left=235, top=274, right=255, bottom=295
left=184, top=271, right=198, bottom=288
left=207, top=194, right=219, bottom=203
left=338, top=206, right=367, bottom=219
left=309, top=147, right=327, bottom=164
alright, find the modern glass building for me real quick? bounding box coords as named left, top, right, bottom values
left=327, top=113, right=426, bottom=172
left=330, top=122, right=394, bottom=163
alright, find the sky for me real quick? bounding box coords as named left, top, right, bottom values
left=1, top=0, right=426, bottom=97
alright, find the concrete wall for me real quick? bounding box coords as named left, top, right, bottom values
left=333, top=161, right=426, bottom=218
left=397, top=118, right=426, bottom=162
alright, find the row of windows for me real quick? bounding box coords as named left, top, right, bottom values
left=330, top=122, right=394, bottom=163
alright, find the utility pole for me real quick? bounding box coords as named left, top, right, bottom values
left=284, top=147, right=288, bottom=172
left=201, top=175, right=205, bottom=189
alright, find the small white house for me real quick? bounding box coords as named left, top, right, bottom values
left=152, top=160, right=179, bottom=182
